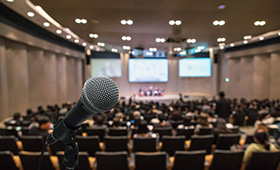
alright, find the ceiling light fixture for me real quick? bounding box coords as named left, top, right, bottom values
left=187, top=39, right=196, bottom=43
left=89, top=45, right=94, bottom=49
left=169, top=20, right=175, bottom=25
left=111, top=48, right=118, bottom=53
left=155, top=38, right=165, bottom=43
left=27, top=12, right=35, bottom=17
left=56, top=29, right=62, bottom=34
left=123, top=46, right=131, bottom=50
left=254, top=20, right=266, bottom=26
left=218, top=4, right=226, bottom=10
left=89, top=33, right=98, bottom=38
left=82, top=42, right=87, bottom=47
left=243, top=40, right=248, bottom=44
left=75, top=18, right=81, bottom=24
left=230, top=43, right=235, bottom=47
left=121, top=20, right=127, bottom=25
left=217, top=37, right=226, bottom=42
left=6, top=0, right=14, bottom=2
left=175, top=20, right=182, bottom=25
left=43, top=22, right=50, bottom=27
left=278, top=32, right=280, bottom=36
left=213, top=20, right=225, bottom=26
left=259, top=37, right=264, bottom=41
left=243, top=35, right=252, bottom=40
left=81, top=19, right=87, bottom=24
left=149, top=48, right=157, bottom=52
left=121, top=20, right=133, bottom=25
left=66, top=35, right=71, bottom=39
left=122, top=36, right=131, bottom=41
left=74, top=39, right=79, bottom=43
left=97, top=42, right=105, bottom=47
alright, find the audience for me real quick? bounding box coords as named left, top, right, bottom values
left=93, top=116, right=109, bottom=133
left=29, top=116, right=52, bottom=140
left=194, top=113, right=213, bottom=134
left=133, top=121, right=153, bottom=138
left=212, top=118, right=232, bottom=143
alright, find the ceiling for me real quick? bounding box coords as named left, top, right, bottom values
left=30, top=0, right=280, bottom=52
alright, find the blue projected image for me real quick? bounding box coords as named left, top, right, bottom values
left=179, top=58, right=211, bottom=77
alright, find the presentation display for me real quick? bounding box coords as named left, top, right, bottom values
left=179, top=58, right=211, bottom=77
left=129, top=59, right=168, bottom=82
left=91, top=59, right=122, bottom=77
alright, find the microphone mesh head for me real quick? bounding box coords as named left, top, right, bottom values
left=81, top=75, right=119, bottom=113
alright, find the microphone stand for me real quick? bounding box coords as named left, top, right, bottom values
left=46, top=119, right=79, bottom=169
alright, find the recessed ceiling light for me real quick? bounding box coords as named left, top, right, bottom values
left=43, top=22, right=50, bottom=27
left=126, top=36, right=132, bottom=41
left=175, top=20, right=182, bottom=25
left=278, top=32, right=280, bottom=36
left=230, top=43, right=235, bottom=47
left=127, top=20, right=133, bottom=25
left=225, top=78, right=230, bottom=82
left=123, top=45, right=131, bottom=50
left=111, top=48, right=118, bottom=53
left=149, top=48, right=157, bottom=52
left=89, top=33, right=98, bottom=38
left=213, top=20, right=219, bottom=26
left=187, top=39, right=196, bottom=43
left=89, top=45, right=94, bottom=49
left=213, top=20, right=225, bottom=26
left=219, top=43, right=225, bottom=47
left=74, top=39, right=79, bottom=43
left=155, top=38, right=165, bottom=43
left=243, top=40, right=248, bottom=44
left=169, top=20, right=175, bottom=25
left=97, top=42, right=105, bottom=47
left=218, top=4, right=226, bottom=10
left=254, top=20, right=266, bottom=26
left=6, top=0, right=14, bottom=2
left=82, top=42, right=87, bottom=47
left=122, top=36, right=127, bottom=41
left=66, top=35, right=71, bottom=39
left=121, top=20, right=127, bottom=25
left=75, top=18, right=81, bottom=24
left=243, top=35, right=252, bottom=40
left=81, top=19, right=87, bottom=24
left=259, top=37, right=264, bottom=41
left=217, top=37, right=226, bottom=42
left=219, top=46, right=224, bottom=49
left=56, top=30, right=62, bottom=34
left=219, top=20, right=225, bottom=26
left=27, top=12, right=35, bottom=17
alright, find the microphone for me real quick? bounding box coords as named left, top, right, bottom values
left=45, top=75, right=119, bottom=169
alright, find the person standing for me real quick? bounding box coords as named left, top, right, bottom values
left=215, top=91, right=231, bottom=120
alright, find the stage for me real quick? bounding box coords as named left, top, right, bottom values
left=119, top=93, right=213, bottom=104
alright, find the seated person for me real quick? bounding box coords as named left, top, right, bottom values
left=133, top=121, right=153, bottom=138
left=93, top=116, right=109, bottom=133
left=6, top=112, right=22, bottom=126
left=29, top=116, right=52, bottom=140
left=153, top=114, right=172, bottom=128
left=212, top=118, right=232, bottom=144
left=194, top=113, right=213, bottom=134
left=177, top=115, right=193, bottom=129
left=243, top=129, right=278, bottom=164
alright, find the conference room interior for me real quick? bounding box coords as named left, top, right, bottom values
left=1, top=0, right=280, bottom=170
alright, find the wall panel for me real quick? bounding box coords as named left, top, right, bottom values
left=269, top=53, right=280, bottom=99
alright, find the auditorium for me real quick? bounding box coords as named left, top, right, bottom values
left=1, top=0, right=280, bottom=169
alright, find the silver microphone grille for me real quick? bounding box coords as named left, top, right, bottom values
left=81, top=75, right=119, bottom=113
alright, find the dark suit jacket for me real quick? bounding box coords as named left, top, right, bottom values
left=215, top=98, right=231, bottom=119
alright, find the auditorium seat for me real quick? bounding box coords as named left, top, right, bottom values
left=57, top=151, right=91, bottom=170
left=245, top=151, right=280, bottom=170
left=20, top=127, right=31, bottom=136
left=153, top=127, right=173, bottom=141
left=245, top=135, right=254, bottom=144
left=49, top=141, right=65, bottom=155
left=233, top=114, right=245, bottom=126
left=169, top=120, right=183, bottom=129
left=132, top=137, right=158, bottom=152
left=161, top=136, right=186, bottom=156
left=216, top=134, right=241, bottom=150
left=189, top=135, right=214, bottom=154
left=198, top=127, right=212, bottom=135
left=76, top=136, right=101, bottom=157
left=172, top=150, right=206, bottom=170
left=246, top=111, right=258, bottom=126
left=81, top=123, right=90, bottom=132
left=19, top=151, right=55, bottom=170
left=20, top=135, right=44, bottom=152
left=0, top=128, right=19, bottom=137
left=176, top=127, right=194, bottom=140
left=130, top=152, right=170, bottom=170
left=229, top=126, right=239, bottom=133
left=95, top=151, right=129, bottom=170
left=0, top=151, right=19, bottom=170
left=108, top=127, right=128, bottom=136
left=0, top=136, right=19, bottom=155
left=104, top=136, right=128, bottom=152
left=209, top=150, right=244, bottom=170
left=86, top=127, right=106, bottom=141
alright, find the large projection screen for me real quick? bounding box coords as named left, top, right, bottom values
left=91, top=58, right=122, bottom=77
left=129, top=59, right=168, bottom=82
left=179, top=58, right=211, bottom=77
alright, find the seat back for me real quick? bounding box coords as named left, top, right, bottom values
left=230, top=126, right=239, bottom=133
left=210, top=150, right=244, bottom=170
left=216, top=134, right=241, bottom=150
left=169, top=120, right=183, bottom=129
left=234, top=114, right=245, bottom=126
left=57, top=151, right=91, bottom=170
left=176, top=128, right=194, bottom=140
left=172, top=150, right=206, bottom=170
left=49, top=141, right=65, bottom=155
left=246, top=151, right=280, bottom=170
left=246, top=111, right=258, bottom=125
left=198, top=127, right=212, bottom=135
left=104, top=136, right=128, bottom=152
left=108, top=128, right=128, bottom=136
left=86, top=127, right=106, bottom=141
left=19, top=151, right=55, bottom=170
left=0, top=136, right=19, bottom=155
left=21, top=127, right=31, bottom=136
left=96, top=151, right=129, bottom=170
left=0, top=151, right=18, bottom=170
left=153, top=127, right=172, bottom=140
left=161, top=136, right=185, bottom=156
left=20, top=135, right=44, bottom=152
left=189, top=135, right=214, bottom=154
left=0, top=128, right=19, bottom=137
left=245, top=135, right=254, bottom=144
left=133, top=138, right=157, bottom=152
left=135, top=152, right=167, bottom=170
left=76, top=136, right=100, bottom=157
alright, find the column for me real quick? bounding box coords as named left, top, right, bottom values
left=44, top=51, right=57, bottom=105
left=56, top=55, right=67, bottom=104
left=269, top=53, right=280, bottom=99
left=239, top=56, right=253, bottom=99
left=227, top=58, right=241, bottom=98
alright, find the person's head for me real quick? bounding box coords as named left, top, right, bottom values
left=182, top=115, right=191, bottom=126
left=254, top=129, right=270, bottom=150
left=112, top=117, right=120, bottom=127
left=219, top=91, right=225, bottom=98
left=26, top=109, right=33, bottom=116
left=115, top=112, right=124, bottom=121
left=137, top=121, right=149, bottom=134
left=133, top=111, right=141, bottom=120
left=96, top=116, right=105, bottom=126
left=198, top=113, right=209, bottom=126
left=37, top=116, right=50, bottom=130
left=235, top=105, right=242, bottom=111
left=158, top=114, right=165, bottom=123
left=13, top=112, right=21, bottom=120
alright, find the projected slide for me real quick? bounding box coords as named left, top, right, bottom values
left=91, top=59, right=122, bottom=77
left=179, top=58, right=211, bottom=77
left=129, top=59, right=168, bottom=82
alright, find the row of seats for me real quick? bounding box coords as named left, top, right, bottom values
left=1, top=149, right=280, bottom=170
left=0, top=134, right=253, bottom=157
